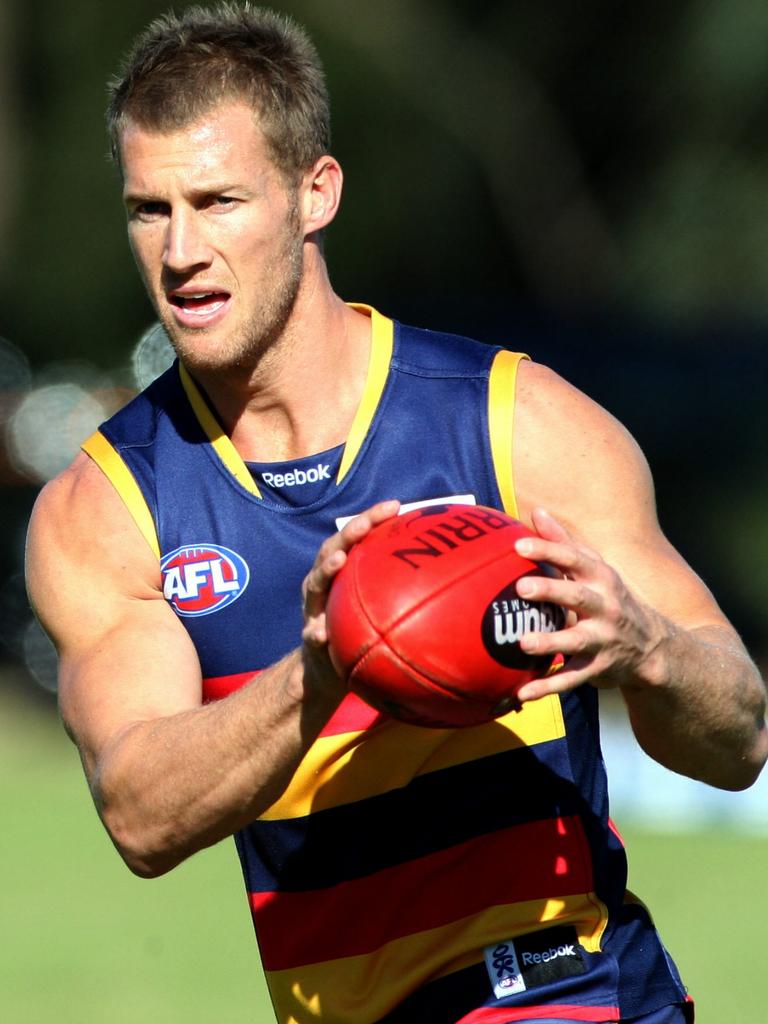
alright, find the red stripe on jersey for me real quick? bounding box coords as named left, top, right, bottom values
left=319, top=692, right=388, bottom=735
left=202, top=670, right=259, bottom=702
left=203, top=675, right=387, bottom=734
left=455, top=1003, right=620, bottom=1023
left=250, top=815, right=593, bottom=971
left=608, top=817, right=625, bottom=845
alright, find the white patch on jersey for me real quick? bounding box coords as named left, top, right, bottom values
left=484, top=939, right=526, bottom=998
left=334, top=493, right=476, bottom=531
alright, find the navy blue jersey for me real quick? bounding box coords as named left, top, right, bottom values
left=84, top=307, right=689, bottom=1023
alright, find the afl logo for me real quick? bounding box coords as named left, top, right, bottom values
left=161, top=544, right=250, bottom=617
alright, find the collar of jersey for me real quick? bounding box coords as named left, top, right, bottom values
left=178, top=304, right=394, bottom=499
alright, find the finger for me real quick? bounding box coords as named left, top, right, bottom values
left=339, top=499, right=400, bottom=547
left=529, top=507, right=573, bottom=543
left=303, top=499, right=400, bottom=623
left=310, top=499, right=400, bottom=572
left=302, top=547, right=347, bottom=627
left=307, top=499, right=399, bottom=586
left=515, top=658, right=600, bottom=702
left=515, top=534, right=601, bottom=580
left=516, top=574, right=603, bottom=619
left=518, top=618, right=599, bottom=661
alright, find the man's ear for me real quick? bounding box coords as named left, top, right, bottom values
left=299, top=156, right=343, bottom=235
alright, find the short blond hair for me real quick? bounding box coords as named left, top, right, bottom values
left=107, top=2, right=330, bottom=183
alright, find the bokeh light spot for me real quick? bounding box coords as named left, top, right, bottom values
left=7, top=383, right=109, bottom=483
left=22, top=618, right=59, bottom=693
left=132, top=322, right=175, bottom=390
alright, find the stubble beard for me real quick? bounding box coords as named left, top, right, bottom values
left=159, top=205, right=305, bottom=376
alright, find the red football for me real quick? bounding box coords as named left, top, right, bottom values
left=326, top=503, right=565, bottom=728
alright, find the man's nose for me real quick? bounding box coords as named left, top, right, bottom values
left=163, top=208, right=211, bottom=273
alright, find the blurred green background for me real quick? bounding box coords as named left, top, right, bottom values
left=3, top=685, right=766, bottom=1023
left=1, top=1, right=766, bottom=1021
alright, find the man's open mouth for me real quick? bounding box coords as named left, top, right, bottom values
left=170, top=291, right=230, bottom=315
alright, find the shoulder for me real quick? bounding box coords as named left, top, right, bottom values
left=515, top=359, right=639, bottom=447
left=28, top=453, right=114, bottom=548
left=29, top=451, right=151, bottom=545
left=27, top=453, right=162, bottom=643
left=513, top=360, right=655, bottom=538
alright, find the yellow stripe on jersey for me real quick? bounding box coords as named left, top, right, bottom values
left=178, top=362, right=262, bottom=497
left=82, top=430, right=161, bottom=559
left=261, top=693, right=564, bottom=820
left=488, top=349, right=529, bottom=518
left=266, top=892, right=608, bottom=1024
left=337, top=305, right=394, bottom=484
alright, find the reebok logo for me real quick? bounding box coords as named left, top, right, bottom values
left=521, top=942, right=575, bottom=965
left=261, top=463, right=331, bottom=489
left=484, top=926, right=585, bottom=1000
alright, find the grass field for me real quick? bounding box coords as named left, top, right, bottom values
left=2, top=683, right=765, bottom=1023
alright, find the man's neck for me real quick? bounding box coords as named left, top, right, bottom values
left=188, top=284, right=373, bottom=464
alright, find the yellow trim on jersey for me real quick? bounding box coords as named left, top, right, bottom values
left=177, top=306, right=394, bottom=495
left=488, top=349, right=529, bottom=518
left=178, top=363, right=262, bottom=497
left=267, top=893, right=608, bottom=1024
left=81, top=430, right=161, bottom=559
left=261, top=693, right=564, bottom=820
left=337, top=305, right=394, bottom=483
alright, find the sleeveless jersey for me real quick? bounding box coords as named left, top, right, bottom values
left=83, top=306, right=689, bottom=1024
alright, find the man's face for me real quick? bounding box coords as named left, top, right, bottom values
left=120, top=101, right=305, bottom=374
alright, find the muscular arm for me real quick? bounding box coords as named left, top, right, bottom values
left=511, top=361, right=767, bottom=790
left=26, top=453, right=396, bottom=876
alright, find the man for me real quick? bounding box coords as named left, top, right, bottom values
left=25, top=5, right=766, bottom=1024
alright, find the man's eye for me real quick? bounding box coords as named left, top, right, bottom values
left=132, top=202, right=167, bottom=220
left=209, top=195, right=238, bottom=209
